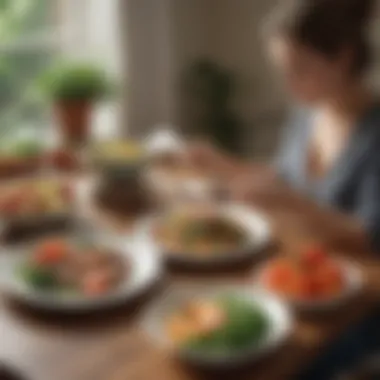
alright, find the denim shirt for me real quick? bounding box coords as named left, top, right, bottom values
left=277, top=104, right=380, bottom=251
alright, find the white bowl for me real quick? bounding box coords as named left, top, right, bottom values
left=141, top=285, right=294, bottom=368
left=255, top=258, right=363, bottom=312
left=136, top=203, right=272, bottom=267
left=0, top=233, right=163, bottom=312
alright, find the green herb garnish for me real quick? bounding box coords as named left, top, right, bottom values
left=19, top=265, right=58, bottom=291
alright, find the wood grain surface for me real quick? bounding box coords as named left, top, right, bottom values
left=1, top=174, right=379, bottom=380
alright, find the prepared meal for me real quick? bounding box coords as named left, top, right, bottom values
left=262, top=246, right=345, bottom=301
left=165, top=296, right=268, bottom=354
left=18, top=238, right=128, bottom=296
left=0, top=180, right=73, bottom=219
left=155, top=209, right=247, bottom=256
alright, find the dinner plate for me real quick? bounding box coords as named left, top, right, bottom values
left=0, top=233, right=163, bottom=312
left=0, top=177, right=76, bottom=228
left=141, top=285, right=294, bottom=368
left=136, top=203, right=272, bottom=267
left=255, top=258, right=363, bottom=312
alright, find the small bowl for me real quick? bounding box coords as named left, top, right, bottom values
left=141, top=285, right=294, bottom=369
left=255, top=258, right=363, bottom=312
left=137, top=203, right=272, bottom=268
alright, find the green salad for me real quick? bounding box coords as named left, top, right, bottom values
left=167, top=295, right=269, bottom=355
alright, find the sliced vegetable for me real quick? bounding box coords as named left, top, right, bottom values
left=34, top=239, right=69, bottom=265
left=82, top=270, right=111, bottom=296
left=18, top=238, right=127, bottom=298
left=263, top=248, right=345, bottom=301
left=167, top=296, right=268, bottom=354
left=19, top=265, right=58, bottom=290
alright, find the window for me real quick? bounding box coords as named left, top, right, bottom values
left=0, top=0, right=123, bottom=142
left=0, top=0, right=55, bottom=138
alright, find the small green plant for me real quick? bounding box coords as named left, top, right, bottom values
left=39, top=62, right=114, bottom=101
left=182, top=60, right=242, bottom=154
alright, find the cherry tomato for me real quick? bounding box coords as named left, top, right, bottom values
left=34, top=239, right=69, bottom=265
left=296, top=275, right=323, bottom=299
left=265, top=260, right=296, bottom=292
left=316, top=262, right=344, bottom=296
left=301, top=245, right=327, bottom=270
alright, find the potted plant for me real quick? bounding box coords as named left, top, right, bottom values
left=181, top=60, right=241, bottom=154
left=40, top=63, right=114, bottom=146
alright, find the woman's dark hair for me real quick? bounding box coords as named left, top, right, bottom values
left=264, top=0, right=376, bottom=75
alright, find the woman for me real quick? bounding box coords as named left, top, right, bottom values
left=191, top=0, right=380, bottom=254
left=189, top=0, right=380, bottom=378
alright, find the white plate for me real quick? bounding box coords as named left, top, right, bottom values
left=136, top=203, right=272, bottom=267
left=256, top=258, right=363, bottom=312
left=141, top=285, right=293, bottom=368
left=0, top=176, right=76, bottom=228
left=0, top=234, right=163, bottom=312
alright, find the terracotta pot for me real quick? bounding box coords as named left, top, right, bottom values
left=54, top=100, right=92, bottom=146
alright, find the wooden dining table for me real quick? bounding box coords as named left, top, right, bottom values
left=1, top=172, right=380, bottom=380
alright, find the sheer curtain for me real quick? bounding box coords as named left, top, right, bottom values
left=57, top=0, right=125, bottom=139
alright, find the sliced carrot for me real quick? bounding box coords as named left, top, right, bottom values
left=186, top=301, right=226, bottom=334
left=82, top=270, right=111, bottom=296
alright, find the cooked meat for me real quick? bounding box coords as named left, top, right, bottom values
left=156, top=212, right=247, bottom=256
left=28, top=239, right=128, bottom=295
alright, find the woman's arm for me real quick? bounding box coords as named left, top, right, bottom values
left=283, top=192, right=370, bottom=253
left=187, top=142, right=371, bottom=252
left=231, top=172, right=371, bottom=253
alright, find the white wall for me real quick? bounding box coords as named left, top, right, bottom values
left=122, top=0, right=380, bottom=156
left=124, top=0, right=287, bottom=155
left=122, top=0, right=177, bottom=136
left=172, top=0, right=287, bottom=156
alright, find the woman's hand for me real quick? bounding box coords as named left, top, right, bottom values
left=186, top=141, right=242, bottom=177
left=229, top=166, right=284, bottom=205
